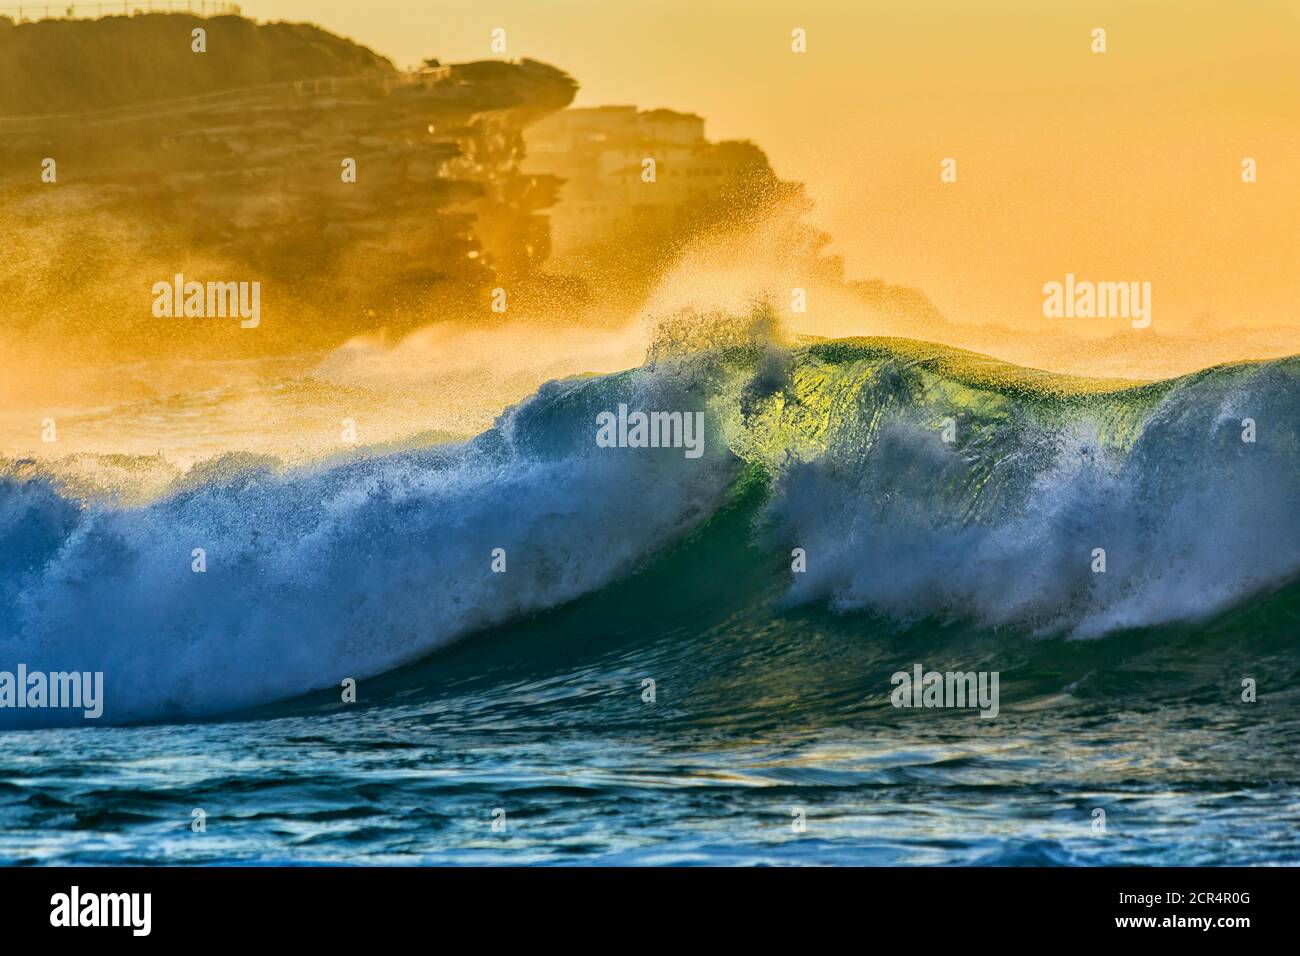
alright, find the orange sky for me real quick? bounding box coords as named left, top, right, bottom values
left=246, top=0, right=1300, bottom=338
left=3, top=1, right=1297, bottom=462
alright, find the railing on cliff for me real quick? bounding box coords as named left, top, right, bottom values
left=1, top=2, right=240, bottom=21
left=0, top=68, right=456, bottom=131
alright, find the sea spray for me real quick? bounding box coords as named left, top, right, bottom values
left=2, top=335, right=1298, bottom=724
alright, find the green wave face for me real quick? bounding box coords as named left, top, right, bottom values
left=643, top=333, right=1300, bottom=638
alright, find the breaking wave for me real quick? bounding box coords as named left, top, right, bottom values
left=2, top=327, right=1298, bottom=725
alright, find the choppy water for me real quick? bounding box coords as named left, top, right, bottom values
left=3, top=331, right=1299, bottom=864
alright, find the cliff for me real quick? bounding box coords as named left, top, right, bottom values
left=0, top=13, right=809, bottom=360
left=0, top=13, right=578, bottom=354
left=0, top=14, right=397, bottom=115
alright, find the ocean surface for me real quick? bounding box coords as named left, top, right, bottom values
left=2, top=333, right=1299, bottom=865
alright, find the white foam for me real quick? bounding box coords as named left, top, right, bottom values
left=0, top=366, right=735, bottom=726
left=770, top=361, right=1300, bottom=637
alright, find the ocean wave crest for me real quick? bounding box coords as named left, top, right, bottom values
left=3, top=331, right=1298, bottom=724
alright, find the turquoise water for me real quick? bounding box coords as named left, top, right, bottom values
left=2, top=332, right=1299, bottom=864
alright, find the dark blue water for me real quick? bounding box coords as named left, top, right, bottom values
left=3, top=339, right=1299, bottom=864
left=3, top=484, right=1298, bottom=865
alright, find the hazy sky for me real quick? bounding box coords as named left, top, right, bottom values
left=245, top=1, right=1300, bottom=335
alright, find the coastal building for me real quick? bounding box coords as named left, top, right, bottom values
left=523, top=106, right=757, bottom=262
